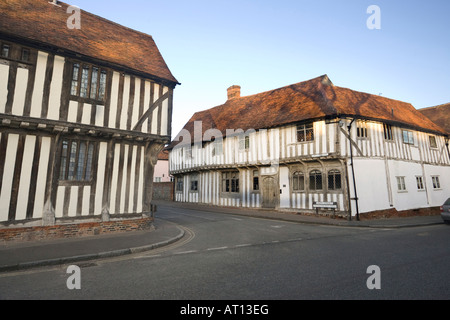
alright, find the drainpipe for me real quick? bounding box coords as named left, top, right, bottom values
left=347, top=119, right=360, bottom=221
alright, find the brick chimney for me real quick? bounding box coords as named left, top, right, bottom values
left=227, top=85, right=241, bottom=100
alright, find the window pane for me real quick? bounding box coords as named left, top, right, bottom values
left=98, top=70, right=107, bottom=100
left=76, top=142, right=86, bottom=181
left=297, top=129, right=306, bottom=142
left=310, top=171, right=322, bottom=190
left=403, top=131, right=409, bottom=144
left=59, top=140, right=69, bottom=180
left=1, top=44, right=10, bottom=58
left=90, top=67, right=99, bottom=99
left=85, top=143, right=94, bottom=180
left=80, top=66, right=90, bottom=98
left=408, top=132, right=414, bottom=145
left=68, top=141, right=78, bottom=180
left=335, top=173, right=342, bottom=190
left=253, top=177, right=259, bottom=191
left=429, top=136, right=437, bottom=148
left=293, top=175, right=299, bottom=191
left=21, top=49, right=30, bottom=61
left=71, top=63, right=80, bottom=96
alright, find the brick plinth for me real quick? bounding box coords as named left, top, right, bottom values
left=0, top=217, right=154, bottom=244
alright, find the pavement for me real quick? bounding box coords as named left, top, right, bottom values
left=0, top=201, right=445, bottom=273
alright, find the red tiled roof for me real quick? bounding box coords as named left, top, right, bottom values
left=419, top=103, right=450, bottom=135
left=157, top=149, right=169, bottom=161
left=169, top=75, right=446, bottom=148
left=0, top=0, right=178, bottom=85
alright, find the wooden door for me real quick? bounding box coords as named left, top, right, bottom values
left=262, top=176, right=279, bottom=209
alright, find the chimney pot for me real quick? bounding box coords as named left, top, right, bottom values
left=227, top=85, right=241, bottom=100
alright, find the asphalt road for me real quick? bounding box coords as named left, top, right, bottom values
left=1, top=205, right=449, bottom=302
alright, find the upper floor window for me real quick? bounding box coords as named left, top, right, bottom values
left=21, top=48, right=30, bottom=62
left=357, top=121, right=368, bottom=138
left=212, top=139, right=223, bottom=156
left=383, top=124, right=394, bottom=141
left=59, top=139, right=96, bottom=183
left=1, top=44, right=10, bottom=58
left=71, top=63, right=107, bottom=102
left=297, top=123, right=314, bottom=142
left=402, top=130, right=414, bottom=145
left=429, top=136, right=437, bottom=148
left=239, top=135, right=250, bottom=151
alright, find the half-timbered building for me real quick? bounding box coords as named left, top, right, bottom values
left=0, top=0, right=178, bottom=228
left=168, top=75, right=449, bottom=219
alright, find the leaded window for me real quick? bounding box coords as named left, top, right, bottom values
left=328, top=170, right=342, bottom=190
left=292, top=171, right=305, bottom=191
left=309, top=170, right=323, bottom=191
left=297, top=123, right=314, bottom=142
left=59, top=139, right=96, bottom=183
left=70, top=62, right=107, bottom=102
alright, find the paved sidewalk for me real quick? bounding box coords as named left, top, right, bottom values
left=0, top=201, right=445, bottom=273
left=0, top=218, right=184, bottom=273
left=155, top=200, right=444, bottom=229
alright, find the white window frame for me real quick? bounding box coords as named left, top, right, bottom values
left=402, top=130, right=414, bottom=145
left=396, top=176, right=407, bottom=192
left=429, top=135, right=438, bottom=149
left=431, top=176, right=441, bottom=190
left=416, top=176, right=424, bottom=191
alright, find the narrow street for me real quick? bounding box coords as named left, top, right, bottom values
left=1, top=204, right=449, bottom=301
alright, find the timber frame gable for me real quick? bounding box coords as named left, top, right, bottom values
left=0, top=0, right=178, bottom=227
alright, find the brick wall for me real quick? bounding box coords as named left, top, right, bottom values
left=0, top=217, right=154, bottom=243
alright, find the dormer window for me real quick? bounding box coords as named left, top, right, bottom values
left=70, top=62, right=107, bottom=102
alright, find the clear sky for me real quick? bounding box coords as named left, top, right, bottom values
left=68, top=0, right=450, bottom=138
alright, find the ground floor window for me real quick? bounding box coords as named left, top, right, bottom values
left=222, top=171, right=239, bottom=193
left=327, top=170, right=342, bottom=190
left=292, top=171, right=305, bottom=191
left=253, top=170, right=259, bottom=191
left=190, top=174, right=199, bottom=192
left=396, top=176, right=407, bottom=191
left=432, top=176, right=441, bottom=189
left=176, top=176, right=183, bottom=192
left=309, top=170, right=323, bottom=191
left=59, top=139, right=96, bottom=183
left=416, top=176, right=424, bottom=190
